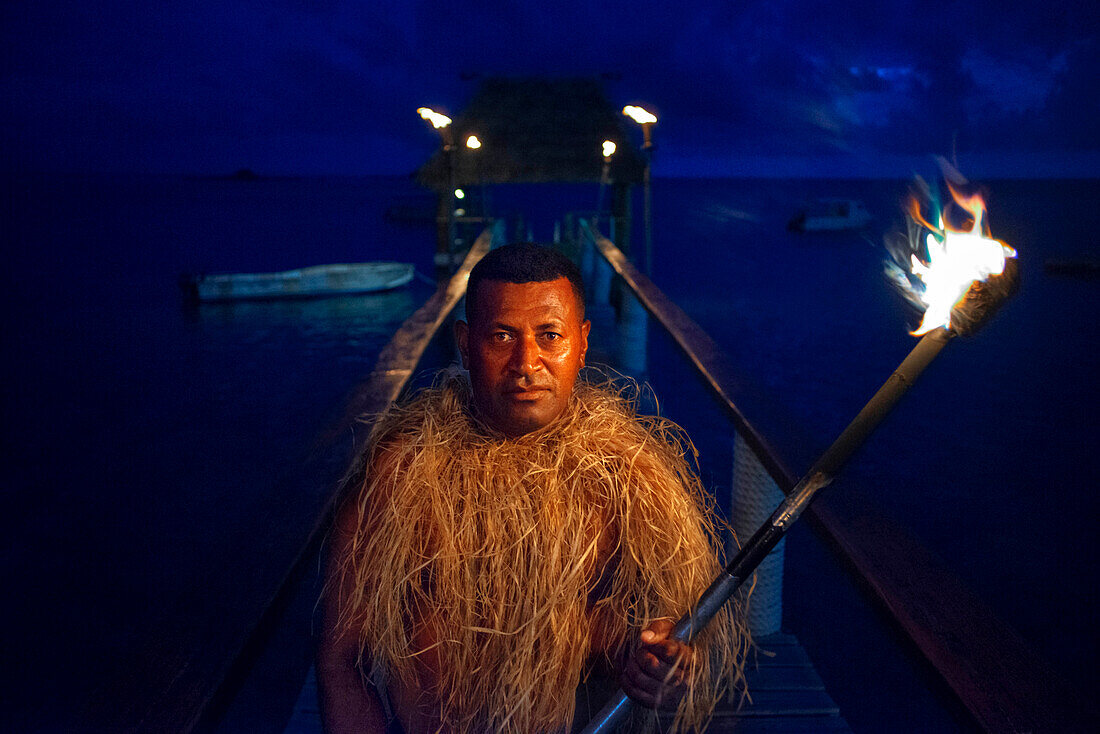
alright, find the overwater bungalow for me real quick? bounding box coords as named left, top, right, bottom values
left=415, top=76, right=648, bottom=271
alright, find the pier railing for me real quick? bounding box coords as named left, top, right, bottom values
left=578, top=220, right=1089, bottom=733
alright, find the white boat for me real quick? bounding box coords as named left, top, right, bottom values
left=183, top=261, right=415, bottom=302
left=788, top=199, right=872, bottom=232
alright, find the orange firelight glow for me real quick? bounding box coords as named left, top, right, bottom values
left=908, top=184, right=1017, bottom=335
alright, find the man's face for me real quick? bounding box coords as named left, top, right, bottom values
left=456, top=277, right=590, bottom=436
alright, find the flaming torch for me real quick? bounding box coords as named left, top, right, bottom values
left=623, top=105, right=658, bottom=275
left=886, top=171, right=1018, bottom=337
left=419, top=107, right=457, bottom=275
left=581, top=173, right=1019, bottom=733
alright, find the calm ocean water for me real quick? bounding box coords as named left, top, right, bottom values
left=3, top=173, right=1096, bottom=731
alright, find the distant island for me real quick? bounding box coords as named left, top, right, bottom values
left=228, top=168, right=259, bottom=181
left=185, top=169, right=324, bottom=183
left=185, top=168, right=265, bottom=182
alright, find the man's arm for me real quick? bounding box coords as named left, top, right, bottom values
left=316, top=489, right=389, bottom=733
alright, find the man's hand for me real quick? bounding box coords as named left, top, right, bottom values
left=621, top=619, right=693, bottom=710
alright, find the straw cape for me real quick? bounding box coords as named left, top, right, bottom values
left=333, top=371, right=748, bottom=733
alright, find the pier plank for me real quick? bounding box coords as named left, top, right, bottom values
left=740, top=666, right=826, bottom=691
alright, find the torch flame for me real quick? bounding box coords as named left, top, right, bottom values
left=623, top=105, right=657, bottom=125
left=417, top=107, right=452, bottom=129
left=602, top=140, right=617, bottom=159
left=908, top=185, right=1016, bottom=335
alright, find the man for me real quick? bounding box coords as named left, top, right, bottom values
left=318, top=244, right=744, bottom=733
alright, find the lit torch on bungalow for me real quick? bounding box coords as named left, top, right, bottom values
left=417, top=107, right=460, bottom=276
left=582, top=173, right=1020, bottom=733
left=622, top=105, right=658, bottom=275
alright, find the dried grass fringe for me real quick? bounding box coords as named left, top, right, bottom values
left=334, top=370, right=749, bottom=733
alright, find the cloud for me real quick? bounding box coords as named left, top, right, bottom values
left=962, top=47, right=1068, bottom=118
left=3, top=0, right=1096, bottom=174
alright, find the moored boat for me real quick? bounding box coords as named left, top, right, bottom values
left=182, top=261, right=414, bottom=302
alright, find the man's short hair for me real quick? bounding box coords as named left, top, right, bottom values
left=465, top=243, right=586, bottom=324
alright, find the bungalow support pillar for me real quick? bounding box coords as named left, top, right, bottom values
left=611, top=182, right=632, bottom=257
left=434, top=144, right=457, bottom=281
left=434, top=190, right=450, bottom=280
left=611, top=183, right=647, bottom=377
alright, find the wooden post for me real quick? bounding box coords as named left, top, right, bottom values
left=642, top=151, right=653, bottom=275
left=611, top=182, right=632, bottom=256
left=579, top=217, right=597, bottom=307
left=614, top=287, right=648, bottom=378
left=609, top=184, right=645, bottom=376
left=434, top=146, right=458, bottom=281
left=561, top=212, right=578, bottom=264
left=434, top=191, right=450, bottom=280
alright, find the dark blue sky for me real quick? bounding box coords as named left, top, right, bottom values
left=3, top=1, right=1097, bottom=177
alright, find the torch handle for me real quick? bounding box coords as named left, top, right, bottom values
left=807, top=327, right=953, bottom=479
left=580, top=328, right=954, bottom=734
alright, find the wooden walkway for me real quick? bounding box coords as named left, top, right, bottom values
left=283, top=633, right=850, bottom=734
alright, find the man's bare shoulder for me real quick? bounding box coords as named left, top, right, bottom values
left=332, top=438, right=411, bottom=547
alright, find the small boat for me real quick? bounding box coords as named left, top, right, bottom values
left=182, top=261, right=415, bottom=302
left=788, top=199, right=873, bottom=232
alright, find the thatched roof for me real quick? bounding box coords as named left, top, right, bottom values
left=416, top=77, right=647, bottom=190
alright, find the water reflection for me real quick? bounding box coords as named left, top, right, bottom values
left=178, top=287, right=430, bottom=400
left=183, top=288, right=425, bottom=351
